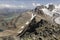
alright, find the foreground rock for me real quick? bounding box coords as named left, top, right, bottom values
left=0, top=11, right=36, bottom=38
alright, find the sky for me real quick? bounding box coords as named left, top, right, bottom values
left=0, top=0, right=60, bottom=9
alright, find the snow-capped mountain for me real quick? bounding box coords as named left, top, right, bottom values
left=34, top=4, right=60, bottom=25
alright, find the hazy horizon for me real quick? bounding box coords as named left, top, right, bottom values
left=0, top=0, right=60, bottom=9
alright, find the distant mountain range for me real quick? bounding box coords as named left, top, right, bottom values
left=0, top=8, right=29, bottom=17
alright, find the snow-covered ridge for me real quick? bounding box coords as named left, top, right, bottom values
left=41, top=8, right=53, bottom=17
left=45, top=4, right=60, bottom=24
left=41, top=7, right=60, bottom=17
left=35, top=3, right=60, bottom=25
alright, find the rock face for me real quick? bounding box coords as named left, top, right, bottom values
left=48, top=4, right=55, bottom=11
left=0, top=4, right=60, bottom=40
left=19, top=5, right=60, bottom=40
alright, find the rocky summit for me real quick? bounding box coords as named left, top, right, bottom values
left=0, top=4, right=60, bottom=40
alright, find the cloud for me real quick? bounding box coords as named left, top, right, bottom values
left=0, top=4, right=26, bottom=9
left=0, top=4, right=16, bottom=8
left=32, top=3, right=36, bottom=6
left=32, top=3, right=40, bottom=7
left=19, top=5, right=26, bottom=8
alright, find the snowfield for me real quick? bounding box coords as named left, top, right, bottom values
left=40, top=5, right=60, bottom=25
left=41, top=8, right=53, bottom=17
left=55, top=17, right=60, bottom=24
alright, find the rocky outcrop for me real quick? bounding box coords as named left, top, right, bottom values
left=48, top=4, right=55, bottom=11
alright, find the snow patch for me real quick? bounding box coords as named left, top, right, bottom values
left=30, top=13, right=36, bottom=20
left=54, top=17, right=60, bottom=24
left=52, top=8, right=60, bottom=14
left=26, top=21, right=29, bottom=25
left=17, top=30, right=23, bottom=33
left=21, top=26, right=24, bottom=29
left=42, top=8, right=53, bottom=17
